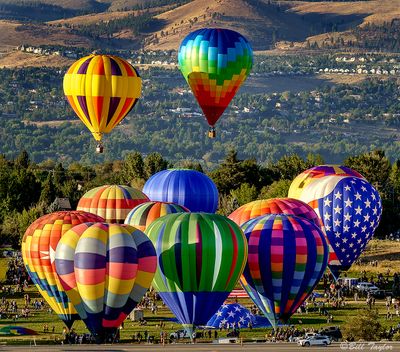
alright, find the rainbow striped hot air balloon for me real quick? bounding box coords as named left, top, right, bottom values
left=178, top=28, right=253, bottom=137
left=146, top=213, right=248, bottom=336
left=229, top=198, right=321, bottom=228
left=77, top=185, right=149, bottom=223
left=63, top=54, right=141, bottom=152
left=124, top=201, right=189, bottom=232
left=21, top=211, right=104, bottom=328
left=240, top=214, right=328, bottom=328
left=55, top=223, right=156, bottom=342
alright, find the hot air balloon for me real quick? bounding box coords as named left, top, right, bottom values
left=77, top=185, right=149, bottom=223
left=143, top=169, right=218, bottom=213
left=288, top=165, right=364, bottom=200
left=124, top=201, right=189, bottom=231
left=55, top=222, right=156, bottom=342
left=240, top=214, right=328, bottom=328
left=289, top=175, right=382, bottom=277
left=21, top=211, right=104, bottom=328
left=178, top=28, right=253, bottom=137
left=229, top=198, right=321, bottom=228
left=145, top=213, right=248, bottom=336
left=63, top=54, right=142, bottom=153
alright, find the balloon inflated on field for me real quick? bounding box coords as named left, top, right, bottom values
left=145, top=213, right=248, bottom=337
left=229, top=198, right=321, bottom=228
left=288, top=164, right=364, bottom=200
left=21, top=211, right=104, bottom=328
left=143, top=169, right=219, bottom=213
left=63, top=54, right=142, bottom=153
left=77, top=185, right=149, bottom=223
left=55, top=222, right=156, bottom=342
left=240, top=214, right=329, bottom=328
left=290, top=175, right=382, bottom=277
left=178, top=28, right=253, bottom=138
left=124, top=201, right=189, bottom=232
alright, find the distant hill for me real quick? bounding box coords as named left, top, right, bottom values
left=1, top=0, right=400, bottom=66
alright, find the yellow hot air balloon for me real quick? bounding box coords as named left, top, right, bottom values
left=63, top=54, right=142, bottom=153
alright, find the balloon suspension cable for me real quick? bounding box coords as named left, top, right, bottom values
left=96, top=142, right=104, bottom=154
left=208, top=127, right=216, bottom=138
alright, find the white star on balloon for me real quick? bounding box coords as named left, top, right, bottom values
left=354, top=220, right=361, bottom=227
left=355, top=192, right=362, bottom=200
left=344, top=213, right=352, bottom=222
left=344, top=198, right=353, bottom=208
left=355, top=206, right=362, bottom=215
left=364, top=199, right=371, bottom=208
left=324, top=198, right=332, bottom=207
left=344, top=185, right=351, bottom=191
left=334, top=205, right=342, bottom=214
left=227, top=311, right=236, bottom=318
left=334, top=191, right=342, bottom=200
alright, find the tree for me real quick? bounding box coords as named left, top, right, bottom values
left=39, top=173, right=57, bottom=206
left=344, top=150, right=391, bottom=191
left=342, top=309, right=383, bottom=341
left=144, top=152, right=169, bottom=179
left=259, top=179, right=291, bottom=199
left=121, top=152, right=145, bottom=184
left=14, top=150, right=30, bottom=169
left=230, top=183, right=258, bottom=206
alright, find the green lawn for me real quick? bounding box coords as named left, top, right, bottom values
left=1, top=239, right=399, bottom=345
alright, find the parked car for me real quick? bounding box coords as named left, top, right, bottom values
left=356, top=282, right=379, bottom=293
left=298, top=335, right=331, bottom=347
left=319, top=326, right=342, bottom=341
left=372, top=289, right=393, bottom=299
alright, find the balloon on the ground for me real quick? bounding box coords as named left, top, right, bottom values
left=241, top=214, right=328, bottom=328
left=77, top=185, right=149, bottom=223
left=178, top=28, right=252, bottom=136
left=0, top=326, right=38, bottom=336
left=206, top=303, right=255, bottom=329
left=143, top=169, right=218, bottom=213
left=146, top=213, right=247, bottom=334
left=21, top=211, right=104, bottom=328
left=55, top=222, right=156, bottom=342
left=229, top=198, right=321, bottom=228
left=291, top=175, right=382, bottom=276
left=124, top=201, right=189, bottom=231
left=63, top=54, right=141, bottom=149
left=288, top=165, right=364, bottom=200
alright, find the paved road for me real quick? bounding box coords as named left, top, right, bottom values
left=1, top=342, right=399, bottom=352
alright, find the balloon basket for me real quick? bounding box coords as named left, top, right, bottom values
left=208, top=128, right=216, bottom=138
left=96, top=143, right=104, bottom=154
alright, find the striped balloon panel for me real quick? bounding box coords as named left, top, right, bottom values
left=143, top=169, right=218, bottom=213
left=240, top=214, right=328, bottom=328
left=124, top=201, right=189, bottom=231
left=77, top=185, right=149, bottom=223
left=288, top=164, right=364, bottom=200
left=145, top=213, right=248, bottom=326
left=178, top=28, right=252, bottom=127
left=21, top=211, right=103, bottom=326
left=229, top=198, right=321, bottom=228
left=63, top=55, right=141, bottom=141
left=54, top=223, right=156, bottom=335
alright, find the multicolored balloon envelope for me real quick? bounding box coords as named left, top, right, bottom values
left=0, top=326, right=38, bottom=336
left=229, top=198, right=321, bottom=228
left=145, top=213, right=248, bottom=334
left=178, top=28, right=252, bottom=135
left=290, top=175, right=382, bottom=276
left=143, top=169, right=218, bottom=213
left=240, top=214, right=328, bottom=328
left=288, top=165, right=364, bottom=200
left=77, top=185, right=149, bottom=223
left=21, top=211, right=104, bottom=328
left=63, top=54, right=141, bottom=150
left=55, top=223, right=156, bottom=341
left=124, top=201, right=189, bottom=232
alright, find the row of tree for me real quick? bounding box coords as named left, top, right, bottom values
left=1, top=148, right=399, bottom=248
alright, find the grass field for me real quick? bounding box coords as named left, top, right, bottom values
left=0, top=240, right=399, bottom=345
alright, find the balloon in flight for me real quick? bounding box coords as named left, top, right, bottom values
left=63, top=54, right=141, bottom=152
left=178, top=28, right=253, bottom=137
